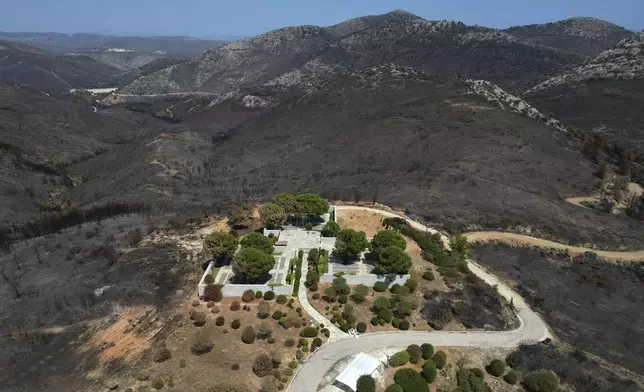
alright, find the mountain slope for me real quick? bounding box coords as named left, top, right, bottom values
left=504, top=17, right=633, bottom=57
left=76, top=65, right=644, bottom=249
left=0, top=40, right=121, bottom=92
left=524, top=31, right=644, bottom=162
left=117, top=11, right=586, bottom=97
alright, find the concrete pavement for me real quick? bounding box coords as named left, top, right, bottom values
left=288, top=205, right=551, bottom=392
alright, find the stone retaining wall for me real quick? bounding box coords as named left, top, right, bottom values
left=319, top=273, right=409, bottom=286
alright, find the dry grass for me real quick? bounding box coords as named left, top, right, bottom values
left=336, top=209, right=386, bottom=237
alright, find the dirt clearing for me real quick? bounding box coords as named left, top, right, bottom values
left=336, top=209, right=386, bottom=237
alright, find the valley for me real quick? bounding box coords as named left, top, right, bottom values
left=1, top=6, right=643, bottom=392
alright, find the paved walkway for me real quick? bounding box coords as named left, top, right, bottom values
left=289, top=205, right=551, bottom=392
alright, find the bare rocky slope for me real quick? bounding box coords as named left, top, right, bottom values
left=118, top=10, right=598, bottom=98
left=71, top=65, right=644, bottom=250
left=504, top=17, right=633, bottom=57
left=0, top=40, right=121, bottom=92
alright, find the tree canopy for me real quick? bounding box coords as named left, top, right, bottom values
left=203, top=231, right=239, bottom=260
left=240, top=232, right=274, bottom=254
left=295, top=194, right=329, bottom=216
left=232, top=247, right=275, bottom=283
left=370, top=230, right=406, bottom=255
left=227, top=204, right=254, bottom=229
left=272, top=193, right=300, bottom=214
left=523, top=370, right=562, bottom=392
left=259, top=203, right=286, bottom=229
left=375, top=246, right=412, bottom=275
left=334, top=229, right=368, bottom=262
left=321, top=220, right=341, bottom=237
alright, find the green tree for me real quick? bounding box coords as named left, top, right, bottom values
left=332, top=276, right=350, bottom=294
left=321, top=221, right=341, bottom=237
left=227, top=204, right=254, bottom=229
left=370, top=230, right=406, bottom=255
left=351, top=284, right=370, bottom=303
left=449, top=234, right=470, bottom=259
left=295, top=194, right=329, bottom=216
left=240, top=232, right=274, bottom=254
left=356, top=374, right=376, bottom=392
left=334, top=229, right=368, bottom=262
left=375, top=246, right=412, bottom=275
left=523, top=370, right=561, bottom=392
left=203, top=231, right=239, bottom=261
left=272, top=193, right=300, bottom=214
left=232, top=247, right=275, bottom=283
left=259, top=203, right=286, bottom=229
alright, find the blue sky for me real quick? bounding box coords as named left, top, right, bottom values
left=1, top=0, right=642, bottom=37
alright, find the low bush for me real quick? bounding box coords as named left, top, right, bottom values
left=268, top=337, right=275, bottom=344
left=216, top=316, right=225, bottom=326
left=255, top=290, right=263, bottom=298
left=388, top=350, right=410, bottom=367
left=422, top=270, right=435, bottom=281
left=312, top=293, right=320, bottom=300
left=151, top=378, right=164, bottom=390
left=230, top=301, right=241, bottom=311
left=276, top=295, right=287, bottom=304
left=356, top=374, right=376, bottom=392
left=204, top=274, right=216, bottom=284
left=373, top=281, right=388, bottom=292
left=211, top=307, right=220, bottom=314
left=313, top=337, right=323, bottom=346
left=207, top=301, right=215, bottom=308
left=370, top=316, right=379, bottom=326
left=523, top=369, right=561, bottom=392
left=136, top=369, right=150, bottom=381
left=504, top=370, right=519, bottom=385
left=405, top=279, right=418, bottom=293
left=392, top=318, right=401, bottom=328
left=300, top=327, right=318, bottom=338
left=232, top=363, right=240, bottom=370
left=191, top=331, right=214, bottom=355
left=379, top=308, right=393, bottom=323
left=339, top=294, right=348, bottom=304
left=384, top=385, right=403, bottom=392
left=421, top=363, right=437, bottom=383
left=302, top=346, right=309, bottom=353
left=242, top=290, right=255, bottom=302
left=421, top=343, right=434, bottom=359
left=471, top=368, right=485, bottom=379
left=399, top=320, right=410, bottom=330
left=284, top=368, right=293, bottom=376
left=379, top=319, right=385, bottom=326
left=193, top=312, right=206, bottom=327
left=299, top=338, right=309, bottom=346
left=289, top=361, right=298, bottom=369
left=264, top=291, right=275, bottom=300
left=204, top=284, right=223, bottom=302
left=393, top=368, right=428, bottom=392
left=356, top=322, right=367, bottom=333
left=284, top=338, right=296, bottom=347
left=192, top=300, right=200, bottom=307
left=253, top=354, right=273, bottom=377
left=153, top=348, right=172, bottom=363
left=486, top=359, right=506, bottom=377
left=406, top=344, right=422, bottom=364
left=242, top=326, right=256, bottom=344
left=179, top=358, right=186, bottom=368
left=296, top=350, right=304, bottom=359
left=432, top=351, right=447, bottom=369
left=231, top=319, right=241, bottom=329
left=272, top=311, right=283, bottom=320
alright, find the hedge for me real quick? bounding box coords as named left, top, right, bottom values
left=388, top=350, right=410, bottom=367
left=393, top=368, right=428, bottom=392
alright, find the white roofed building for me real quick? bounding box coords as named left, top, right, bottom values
left=334, top=352, right=382, bottom=391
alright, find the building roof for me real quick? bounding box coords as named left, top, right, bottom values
left=335, top=352, right=381, bottom=391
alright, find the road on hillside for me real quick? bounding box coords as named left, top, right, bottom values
left=289, top=205, right=551, bottom=392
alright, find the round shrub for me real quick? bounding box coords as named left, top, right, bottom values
left=268, top=337, right=276, bottom=344
left=284, top=368, right=293, bottom=376
left=253, top=354, right=273, bottom=377
left=255, top=290, right=263, bottom=298
left=313, top=337, right=323, bottom=346
left=276, top=295, right=287, bottom=304
left=292, top=320, right=301, bottom=328
left=299, top=338, right=309, bottom=346
left=300, top=327, right=318, bottom=338
left=406, top=344, right=422, bottom=364
left=302, top=344, right=310, bottom=352
left=191, top=331, right=214, bottom=355
left=153, top=348, right=171, bottom=363
left=204, top=274, right=215, bottom=284
left=193, top=312, right=206, bottom=327
left=393, top=368, right=428, bottom=392
left=356, top=374, right=376, bottom=392
left=398, top=320, right=410, bottom=330
left=388, top=350, right=410, bottom=367
left=421, top=343, right=434, bottom=360
left=151, top=378, right=164, bottom=390
left=422, top=270, right=435, bottom=281
left=404, top=279, right=418, bottom=293
left=281, top=376, right=288, bottom=383
left=370, top=316, right=379, bottom=326
left=192, top=300, right=200, bottom=307
left=392, top=318, right=400, bottom=328
left=486, top=359, right=506, bottom=377
left=206, top=301, right=215, bottom=308
left=242, top=290, right=255, bottom=302
left=309, top=282, right=318, bottom=292
left=421, top=363, right=437, bottom=383
left=272, top=311, right=283, bottom=320
left=264, top=291, right=275, bottom=300
left=231, top=363, right=240, bottom=370
left=136, top=369, right=150, bottom=381
left=390, top=283, right=401, bottom=293
left=384, top=385, right=403, bottom=392
left=231, top=319, right=241, bottom=329
left=471, top=368, right=485, bottom=379
left=179, top=358, right=186, bottom=368
left=288, top=361, right=298, bottom=369
left=230, top=300, right=241, bottom=311
left=223, top=329, right=229, bottom=334
left=378, top=308, right=393, bottom=323
left=211, top=307, right=220, bottom=314
left=356, top=322, right=367, bottom=333
left=204, top=284, right=223, bottom=302
left=378, top=319, right=385, bottom=326
left=284, top=338, right=296, bottom=347
left=241, top=326, right=256, bottom=344
left=503, top=370, right=519, bottom=385
left=215, top=316, right=225, bottom=326
left=324, top=329, right=330, bottom=337
left=312, top=293, right=320, bottom=300
left=523, top=369, right=561, bottom=392
left=432, top=351, right=447, bottom=369
left=339, top=294, right=348, bottom=304
left=373, top=281, right=388, bottom=292
left=296, top=350, right=304, bottom=359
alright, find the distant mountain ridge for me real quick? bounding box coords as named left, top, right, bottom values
left=116, top=11, right=630, bottom=100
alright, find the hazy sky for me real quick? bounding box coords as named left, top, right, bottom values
left=1, top=0, right=642, bottom=37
